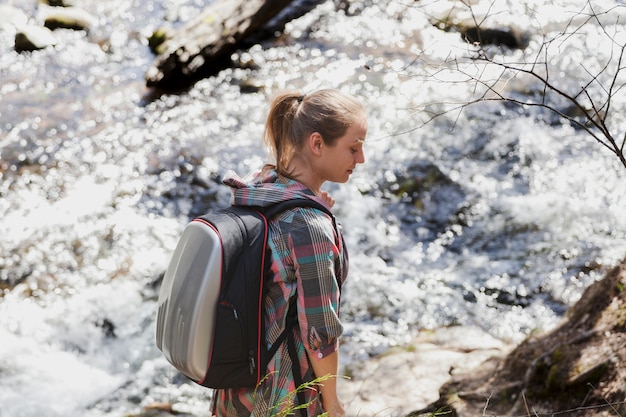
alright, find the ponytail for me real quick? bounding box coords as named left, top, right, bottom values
left=263, top=89, right=365, bottom=178
left=262, top=91, right=303, bottom=177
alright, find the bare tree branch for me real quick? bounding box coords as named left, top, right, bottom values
left=401, top=0, right=626, bottom=169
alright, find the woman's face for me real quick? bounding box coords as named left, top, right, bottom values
left=319, top=121, right=367, bottom=183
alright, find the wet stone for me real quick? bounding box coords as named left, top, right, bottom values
left=43, top=7, right=97, bottom=32
left=15, top=25, right=57, bottom=52
left=42, top=0, right=75, bottom=7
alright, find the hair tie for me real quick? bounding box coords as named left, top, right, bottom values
left=296, top=94, right=305, bottom=103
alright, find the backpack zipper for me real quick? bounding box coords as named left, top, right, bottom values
left=248, top=351, right=256, bottom=375
left=219, top=301, right=239, bottom=320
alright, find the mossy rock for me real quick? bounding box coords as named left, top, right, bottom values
left=413, top=259, right=626, bottom=417
left=43, top=7, right=96, bottom=31
left=148, top=27, right=174, bottom=55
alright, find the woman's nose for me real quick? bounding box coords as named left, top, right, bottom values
left=356, top=149, right=365, bottom=164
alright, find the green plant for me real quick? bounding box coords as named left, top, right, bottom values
left=259, top=374, right=338, bottom=417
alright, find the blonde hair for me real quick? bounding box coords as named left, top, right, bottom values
left=262, top=89, right=365, bottom=178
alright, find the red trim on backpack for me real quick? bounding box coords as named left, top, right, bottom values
left=256, top=212, right=270, bottom=383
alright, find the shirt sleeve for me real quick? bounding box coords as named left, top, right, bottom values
left=288, top=208, right=343, bottom=359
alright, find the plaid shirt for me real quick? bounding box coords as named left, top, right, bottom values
left=213, top=170, right=348, bottom=416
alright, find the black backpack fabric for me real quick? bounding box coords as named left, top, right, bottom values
left=156, top=198, right=334, bottom=389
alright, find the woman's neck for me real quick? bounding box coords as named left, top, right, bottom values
left=286, top=157, right=323, bottom=195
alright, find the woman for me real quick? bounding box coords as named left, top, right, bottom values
left=212, top=89, right=367, bottom=417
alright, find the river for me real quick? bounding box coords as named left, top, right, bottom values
left=1, top=0, right=625, bottom=416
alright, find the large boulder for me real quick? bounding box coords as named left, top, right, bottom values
left=145, top=0, right=324, bottom=91
left=145, top=0, right=296, bottom=90
left=412, top=259, right=626, bottom=417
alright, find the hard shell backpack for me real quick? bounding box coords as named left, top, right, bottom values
left=155, top=198, right=334, bottom=389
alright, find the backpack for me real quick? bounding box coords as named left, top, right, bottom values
left=155, top=198, right=334, bottom=389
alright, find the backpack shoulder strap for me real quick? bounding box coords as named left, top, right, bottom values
left=260, top=198, right=343, bottom=288
left=260, top=198, right=333, bottom=221
left=260, top=199, right=340, bottom=262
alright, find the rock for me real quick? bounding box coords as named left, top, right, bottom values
left=428, top=6, right=530, bottom=50
left=414, top=259, right=626, bottom=417
left=236, top=78, right=265, bottom=94
left=240, top=0, right=326, bottom=46
left=43, top=7, right=97, bottom=32
left=339, top=326, right=512, bottom=417
left=145, top=0, right=297, bottom=90
left=143, top=0, right=330, bottom=91
left=458, top=22, right=530, bottom=49
left=42, top=0, right=75, bottom=6
left=148, top=26, right=174, bottom=55
left=15, top=25, right=57, bottom=52
left=380, top=161, right=467, bottom=231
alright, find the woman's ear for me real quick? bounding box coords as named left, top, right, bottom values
left=308, top=132, right=324, bottom=156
